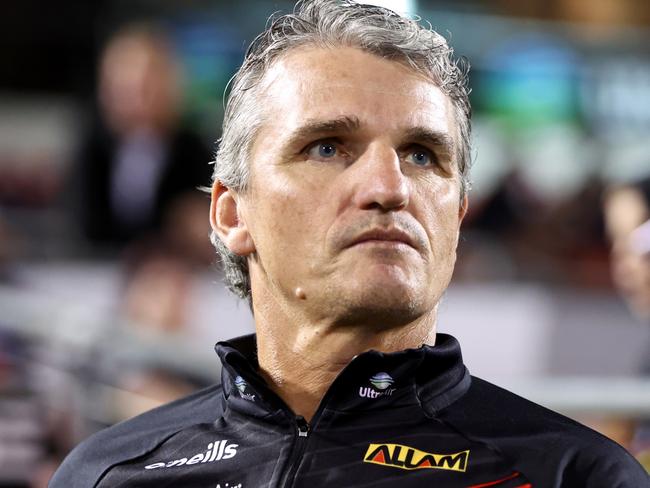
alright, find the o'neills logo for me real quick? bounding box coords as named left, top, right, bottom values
left=363, top=443, right=469, bottom=472
left=359, top=372, right=396, bottom=399
left=144, top=440, right=238, bottom=470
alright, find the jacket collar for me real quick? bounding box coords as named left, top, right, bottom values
left=215, top=333, right=471, bottom=419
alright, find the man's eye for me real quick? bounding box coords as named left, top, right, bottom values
left=405, top=147, right=434, bottom=166
left=307, top=141, right=338, bottom=159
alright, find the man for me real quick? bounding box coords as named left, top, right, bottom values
left=604, top=177, right=650, bottom=471
left=605, top=177, right=650, bottom=321
left=51, top=1, right=648, bottom=486
left=78, top=25, right=212, bottom=251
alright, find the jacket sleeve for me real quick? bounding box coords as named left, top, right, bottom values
left=49, top=383, right=225, bottom=487
left=49, top=434, right=106, bottom=488
left=560, top=439, right=649, bottom=487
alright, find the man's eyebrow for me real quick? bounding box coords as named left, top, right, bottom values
left=403, top=127, right=455, bottom=152
left=282, top=118, right=454, bottom=154
left=285, top=116, right=362, bottom=146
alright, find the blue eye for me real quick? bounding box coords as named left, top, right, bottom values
left=307, top=141, right=340, bottom=160
left=307, top=141, right=338, bottom=159
left=406, top=148, right=433, bottom=166
left=319, top=143, right=337, bottom=158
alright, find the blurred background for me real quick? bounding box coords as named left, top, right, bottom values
left=1, top=0, right=650, bottom=484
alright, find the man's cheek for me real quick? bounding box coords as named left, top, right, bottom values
left=272, top=212, right=316, bottom=259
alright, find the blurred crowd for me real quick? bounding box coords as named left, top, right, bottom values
left=0, top=26, right=229, bottom=487
left=1, top=1, right=650, bottom=485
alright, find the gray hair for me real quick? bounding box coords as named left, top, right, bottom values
left=210, top=0, right=472, bottom=303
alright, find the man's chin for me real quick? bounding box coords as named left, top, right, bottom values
left=346, top=257, right=420, bottom=284
left=327, top=282, right=428, bottom=329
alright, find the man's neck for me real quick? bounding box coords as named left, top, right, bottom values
left=254, top=302, right=437, bottom=422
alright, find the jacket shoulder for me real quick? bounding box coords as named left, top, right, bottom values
left=49, top=383, right=224, bottom=488
left=441, top=376, right=648, bottom=486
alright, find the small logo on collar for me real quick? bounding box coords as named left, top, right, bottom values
left=370, top=372, right=394, bottom=390
left=234, top=376, right=256, bottom=402
left=359, top=372, right=396, bottom=399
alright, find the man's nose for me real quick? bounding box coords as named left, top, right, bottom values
left=351, top=144, right=409, bottom=211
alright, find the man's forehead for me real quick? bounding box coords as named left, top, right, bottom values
left=256, top=45, right=455, bottom=135
left=261, top=46, right=440, bottom=96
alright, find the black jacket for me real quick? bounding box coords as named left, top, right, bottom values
left=50, top=334, right=649, bottom=487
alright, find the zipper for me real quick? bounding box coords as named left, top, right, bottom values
left=296, top=416, right=310, bottom=438
left=279, top=354, right=363, bottom=486
left=282, top=415, right=311, bottom=487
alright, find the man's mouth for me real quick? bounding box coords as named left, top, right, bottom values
left=347, top=228, right=417, bottom=250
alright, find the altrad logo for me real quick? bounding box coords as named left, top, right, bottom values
left=234, top=376, right=256, bottom=401
left=363, top=443, right=469, bottom=472
left=144, top=440, right=238, bottom=470
left=359, top=372, right=396, bottom=399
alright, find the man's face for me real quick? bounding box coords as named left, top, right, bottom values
left=233, top=46, right=466, bottom=328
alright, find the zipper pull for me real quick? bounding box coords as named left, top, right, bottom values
left=296, top=415, right=310, bottom=437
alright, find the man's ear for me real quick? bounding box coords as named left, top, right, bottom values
left=459, top=194, right=469, bottom=224
left=210, top=180, right=255, bottom=256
